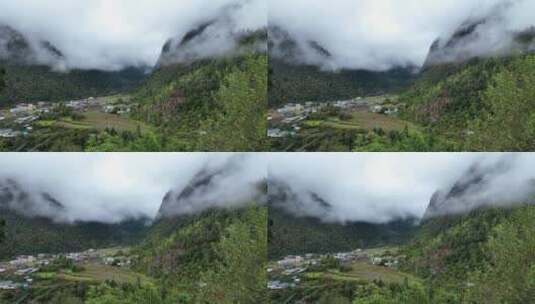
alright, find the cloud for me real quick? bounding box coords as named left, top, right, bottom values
left=157, top=154, right=267, bottom=217
left=269, top=0, right=535, bottom=71
left=0, top=0, right=266, bottom=71
left=0, top=153, right=266, bottom=223
left=268, top=153, right=535, bottom=224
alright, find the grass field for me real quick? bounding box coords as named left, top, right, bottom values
left=52, top=111, right=152, bottom=133
left=306, top=261, right=420, bottom=285
left=57, top=263, right=153, bottom=285
left=305, top=111, right=417, bottom=132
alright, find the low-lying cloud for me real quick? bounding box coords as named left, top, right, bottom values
left=0, top=153, right=266, bottom=223
left=268, top=153, right=535, bottom=224
left=269, top=0, right=535, bottom=71
left=0, top=0, right=266, bottom=71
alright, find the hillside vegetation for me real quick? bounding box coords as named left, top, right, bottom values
left=34, top=52, right=268, bottom=152
left=397, top=204, right=535, bottom=303
left=268, top=207, right=416, bottom=259
left=0, top=52, right=267, bottom=152
left=0, top=205, right=268, bottom=304
left=400, top=54, right=535, bottom=151
left=0, top=63, right=146, bottom=105
left=0, top=210, right=148, bottom=260
left=130, top=205, right=268, bottom=303
left=268, top=58, right=414, bottom=106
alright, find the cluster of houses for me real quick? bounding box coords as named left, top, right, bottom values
left=268, top=96, right=401, bottom=138
left=103, top=103, right=132, bottom=115
left=0, top=249, right=134, bottom=292
left=0, top=96, right=134, bottom=138
left=268, top=249, right=402, bottom=291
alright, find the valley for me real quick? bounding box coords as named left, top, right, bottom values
left=268, top=246, right=421, bottom=303
left=268, top=95, right=425, bottom=151
left=0, top=95, right=150, bottom=140
left=0, top=247, right=153, bottom=303
left=0, top=22, right=268, bottom=152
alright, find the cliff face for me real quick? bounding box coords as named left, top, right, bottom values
left=423, top=17, right=535, bottom=68
left=156, top=15, right=266, bottom=67
left=423, top=160, right=535, bottom=219
left=0, top=24, right=64, bottom=67
left=0, top=178, right=67, bottom=220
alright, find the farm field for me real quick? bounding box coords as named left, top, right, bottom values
left=306, top=261, right=420, bottom=285
left=305, top=111, right=417, bottom=132
left=57, top=263, right=153, bottom=285
left=40, top=111, right=152, bottom=133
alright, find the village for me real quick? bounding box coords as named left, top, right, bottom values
left=0, top=96, right=134, bottom=138
left=0, top=248, right=135, bottom=291
left=268, top=96, right=401, bottom=138
left=267, top=248, right=401, bottom=290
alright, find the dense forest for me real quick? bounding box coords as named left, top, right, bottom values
left=268, top=58, right=414, bottom=107
left=0, top=63, right=146, bottom=105
left=395, top=204, right=535, bottom=303
left=0, top=209, right=149, bottom=260
left=132, top=205, right=268, bottom=303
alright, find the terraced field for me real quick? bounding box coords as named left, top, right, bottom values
left=305, top=111, right=417, bottom=132
left=57, top=263, right=153, bottom=285
left=54, top=111, right=152, bottom=133
left=306, top=261, right=420, bottom=284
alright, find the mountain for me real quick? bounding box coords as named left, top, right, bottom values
left=268, top=26, right=416, bottom=106
left=132, top=165, right=267, bottom=302
left=0, top=209, right=149, bottom=260
left=423, top=16, right=535, bottom=68
left=400, top=21, right=535, bottom=151
left=157, top=18, right=266, bottom=67
left=131, top=27, right=267, bottom=151
left=398, top=161, right=535, bottom=303
left=0, top=178, right=149, bottom=259
left=0, top=24, right=147, bottom=104
left=0, top=178, right=68, bottom=220
left=267, top=178, right=417, bottom=259
left=0, top=24, right=63, bottom=66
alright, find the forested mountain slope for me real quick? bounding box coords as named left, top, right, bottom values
left=0, top=25, right=147, bottom=104
left=400, top=20, right=535, bottom=151
left=267, top=178, right=417, bottom=259
left=268, top=26, right=415, bottom=106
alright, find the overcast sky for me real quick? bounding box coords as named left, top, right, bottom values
left=0, top=153, right=266, bottom=223
left=269, top=0, right=535, bottom=70
left=268, top=153, right=535, bottom=224
left=0, top=0, right=266, bottom=70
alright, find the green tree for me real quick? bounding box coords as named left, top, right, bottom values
left=468, top=56, right=535, bottom=150
left=0, top=219, right=5, bottom=243
left=199, top=206, right=268, bottom=303
left=0, top=67, right=5, bottom=93
left=198, top=54, right=267, bottom=151
left=466, top=206, right=535, bottom=303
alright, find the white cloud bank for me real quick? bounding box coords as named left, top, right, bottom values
left=269, top=0, right=535, bottom=70
left=268, top=153, right=535, bottom=224
left=0, top=0, right=266, bottom=70
left=0, top=153, right=267, bottom=223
